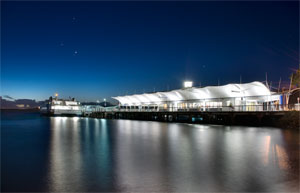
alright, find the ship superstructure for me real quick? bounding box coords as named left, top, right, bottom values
left=40, top=94, right=82, bottom=116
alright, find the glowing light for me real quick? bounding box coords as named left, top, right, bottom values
left=72, top=117, right=79, bottom=121
left=65, top=101, right=78, bottom=106
left=51, top=105, right=80, bottom=110
left=113, top=81, right=273, bottom=106
left=275, top=144, right=289, bottom=170
left=263, top=136, right=271, bottom=165
left=55, top=93, right=58, bottom=97
left=184, top=81, right=193, bottom=88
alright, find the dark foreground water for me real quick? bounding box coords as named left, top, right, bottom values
left=1, top=110, right=299, bottom=192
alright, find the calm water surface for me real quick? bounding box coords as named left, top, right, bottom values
left=1, top=110, right=299, bottom=192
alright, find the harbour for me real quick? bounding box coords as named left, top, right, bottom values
left=1, top=110, right=299, bottom=192
left=2, top=1, right=299, bottom=192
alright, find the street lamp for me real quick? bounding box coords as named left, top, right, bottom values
left=184, top=81, right=193, bottom=88
left=104, top=98, right=106, bottom=107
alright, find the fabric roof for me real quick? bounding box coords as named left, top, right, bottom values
left=113, top=81, right=272, bottom=105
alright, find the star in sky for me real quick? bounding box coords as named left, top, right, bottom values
left=2, top=1, right=298, bottom=101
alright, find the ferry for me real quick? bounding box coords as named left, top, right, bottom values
left=40, top=94, right=82, bottom=116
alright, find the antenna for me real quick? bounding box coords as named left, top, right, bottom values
left=265, top=72, right=269, bottom=89
left=278, top=77, right=281, bottom=93
left=240, top=75, right=242, bottom=84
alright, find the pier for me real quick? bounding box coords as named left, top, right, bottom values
left=87, top=106, right=298, bottom=128
left=84, top=81, right=299, bottom=128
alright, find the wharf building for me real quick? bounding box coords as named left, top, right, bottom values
left=113, top=81, right=282, bottom=112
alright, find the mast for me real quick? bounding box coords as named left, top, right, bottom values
left=278, top=77, right=281, bottom=93
left=286, top=73, right=293, bottom=108
left=265, top=72, right=269, bottom=89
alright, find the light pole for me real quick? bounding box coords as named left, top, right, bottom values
left=104, top=98, right=106, bottom=107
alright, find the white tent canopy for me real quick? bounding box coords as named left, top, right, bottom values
left=113, top=81, right=272, bottom=106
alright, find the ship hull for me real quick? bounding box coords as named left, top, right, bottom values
left=41, top=109, right=82, bottom=116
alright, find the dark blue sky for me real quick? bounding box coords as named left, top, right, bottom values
left=2, top=1, right=299, bottom=102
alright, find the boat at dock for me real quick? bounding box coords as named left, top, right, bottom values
left=40, top=95, right=82, bottom=116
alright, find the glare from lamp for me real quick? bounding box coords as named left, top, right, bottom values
left=184, top=81, right=193, bottom=88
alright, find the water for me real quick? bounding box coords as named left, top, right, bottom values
left=1, top=110, right=299, bottom=192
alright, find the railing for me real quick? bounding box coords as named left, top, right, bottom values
left=88, top=104, right=299, bottom=113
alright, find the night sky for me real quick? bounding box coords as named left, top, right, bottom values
left=2, top=1, right=299, bottom=102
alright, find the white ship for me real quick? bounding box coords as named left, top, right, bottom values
left=40, top=94, right=82, bottom=116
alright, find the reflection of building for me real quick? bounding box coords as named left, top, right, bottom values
left=113, top=81, right=281, bottom=112
left=47, top=117, right=114, bottom=191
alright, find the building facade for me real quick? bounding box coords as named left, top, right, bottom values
left=113, top=81, right=281, bottom=112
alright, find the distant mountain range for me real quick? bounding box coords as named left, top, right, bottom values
left=0, top=97, right=44, bottom=109
left=0, top=97, right=117, bottom=109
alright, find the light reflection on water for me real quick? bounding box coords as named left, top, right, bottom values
left=1, top=112, right=299, bottom=192
left=46, top=118, right=299, bottom=192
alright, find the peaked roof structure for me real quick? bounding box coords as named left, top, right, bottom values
left=113, top=81, right=272, bottom=105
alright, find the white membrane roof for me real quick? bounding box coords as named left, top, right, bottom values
left=113, top=81, right=272, bottom=105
